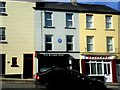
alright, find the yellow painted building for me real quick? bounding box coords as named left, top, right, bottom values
left=0, top=1, right=35, bottom=78
left=79, top=13, right=120, bottom=83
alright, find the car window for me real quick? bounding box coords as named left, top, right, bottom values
left=39, top=67, right=50, bottom=73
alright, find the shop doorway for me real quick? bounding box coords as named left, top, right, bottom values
left=104, top=62, right=112, bottom=82
left=23, top=54, right=33, bottom=78
left=71, top=59, right=80, bottom=72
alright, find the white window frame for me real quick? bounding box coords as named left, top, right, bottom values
left=0, top=2, right=6, bottom=13
left=106, top=16, right=112, bottom=29
left=45, top=12, right=53, bottom=27
left=85, top=60, right=111, bottom=76
left=86, top=15, right=93, bottom=28
left=66, top=13, right=74, bottom=28
left=87, top=36, right=94, bottom=52
left=106, top=37, right=114, bottom=52
left=45, top=35, right=53, bottom=51
left=66, top=35, right=74, bottom=51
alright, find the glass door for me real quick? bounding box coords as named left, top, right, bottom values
left=103, top=62, right=112, bottom=82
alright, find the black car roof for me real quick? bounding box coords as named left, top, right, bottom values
left=34, top=2, right=120, bottom=15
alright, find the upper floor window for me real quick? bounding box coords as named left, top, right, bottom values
left=45, top=12, right=53, bottom=27
left=66, top=35, right=74, bottom=51
left=66, top=13, right=74, bottom=28
left=0, top=27, right=6, bottom=41
left=106, top=37, right=113, bottom=52
left=86, top=15, right=93, bottom=28
left=0, top=2, right=6, bottom=13
left=45, top=35, right=53, bottom=51
left=87, top=36, right=94, bottom=52
left=106, top=16, right=112, bottom=29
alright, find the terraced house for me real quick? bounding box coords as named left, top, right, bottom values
left=0, top=0, right=120, bottom=83
left=0, top=0, right=36, bottom=78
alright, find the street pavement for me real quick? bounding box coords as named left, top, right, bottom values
left=0, top=78, right=120, bottom=90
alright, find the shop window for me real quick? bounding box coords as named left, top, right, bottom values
left=11, top=57, right=19, bottom=67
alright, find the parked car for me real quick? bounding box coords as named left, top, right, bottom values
left=35, top=66, right=108, bottom=90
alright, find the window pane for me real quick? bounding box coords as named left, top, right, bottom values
left=97, top=63, right=102, bottom=74
left=0, top=2, right=5, bottom=7
left=106, top=16, right=112, bottom=29
left=45, top=12, right=51, bottom=19
left=67, top=36, right=73, bottom=42
left=106, top=16, right=111, bottom=22
left=87, top=36, right=93, bottom=51
left=0, top=27, right=6, bottom=41
left=86, top=15, right=93, bottom=28
left=66, top=36, right=73, bottom=51
left=87, top=44, right=93, bottom=51
left=45, top=20, right=52, bottom=27
left=87, top=16, right=92, bottom=22
left=66, top=21, right=72, bottom=27
left=67, top=44, right=73, bottom=51
left=66, top=14, right=72, bottom=20
left=0, top=2, right=6, bottom=13
left=46, top=43, right=52, bottom=50
left=107, top=37, right=113, bottom=52
left=45, top=12, right=52, bottom=27
left=46, top=35, right=52, bottom=42
left=104, top=64, right=107, bottom=74
left=66, top=13, right=73, bottom=27
left=91, top=63, right=96, bottom=74
left=107, top=64, right=110, bottom=74
left=87, top=22, right=93, bottom=28
left=45, top=35, right=52, bottom=51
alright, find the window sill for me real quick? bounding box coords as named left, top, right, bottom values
left=0, top=41, right=8, bottom=44
left=11, top=65, right=19, bottom=67
left=44, top=26, right=55, bottom=28
left=86, top=28, right=96, bottom=30
left=0, top=13, right=8, bottom=16
left=105, top=29, right=115, bottom=31
left=65, top=27, right=76, bottom=29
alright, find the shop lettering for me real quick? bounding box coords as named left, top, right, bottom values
left=43, top=54, right=64, bottom=57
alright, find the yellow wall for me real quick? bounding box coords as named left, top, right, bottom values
left=79, top=13, right=119, bottom=58
left=0, top=1, right=35, bottom=75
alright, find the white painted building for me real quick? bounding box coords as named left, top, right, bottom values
left=34, top=2, right=80, bottom=73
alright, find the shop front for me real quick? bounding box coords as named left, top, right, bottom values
left=81, top=54, right=117, bottom=83
left=35, top=52, right=80, bottom=73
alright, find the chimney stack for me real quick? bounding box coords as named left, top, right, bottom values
left=70, top=0, right=77, bottom=5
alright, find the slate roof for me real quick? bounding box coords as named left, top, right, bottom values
left=34, top=2, right=120, bottom=15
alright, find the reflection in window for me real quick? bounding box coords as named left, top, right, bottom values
left=45, top=35, right=53, bottom=51
left=97, top=63, right=102, bottom=74
left=91, top=63, right=96, bottom=74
